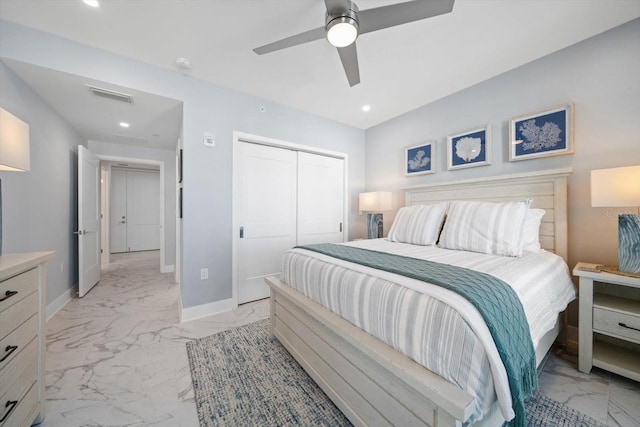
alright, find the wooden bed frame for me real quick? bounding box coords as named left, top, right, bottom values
left=265, top=168, right=571, bottom=426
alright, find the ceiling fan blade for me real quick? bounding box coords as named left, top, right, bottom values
left=324, top=0, right=351, bottom=15
left=337, top=43, right=360, bottom=87
left=359, top=0, right=455, bottom=35
left=253, top=26, right=326, bottom=55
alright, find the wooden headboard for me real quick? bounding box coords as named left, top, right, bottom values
left=404, top=168, right=572, bottom=262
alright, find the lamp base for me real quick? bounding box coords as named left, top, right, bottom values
left=367, top=213, right=383, bottom=239
left=619, top=214, right=640, bottom=274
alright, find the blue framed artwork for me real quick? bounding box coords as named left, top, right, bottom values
left=405, top=141, right=435, bottom=176
left=447, top=126, right=490, bottom=170
left=510, top=103, right=574, bottom=161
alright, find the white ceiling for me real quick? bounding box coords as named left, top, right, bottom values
left=1, top=0, right=639, bottom=133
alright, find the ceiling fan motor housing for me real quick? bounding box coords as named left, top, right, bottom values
left=325, top=2, right=359, bottom=47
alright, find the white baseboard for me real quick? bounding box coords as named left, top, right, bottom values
left=161, top=264, right=175, bottom=273
left=46, top=286, right=76, bottom=321
left=181, top=297, right=236, bottom=323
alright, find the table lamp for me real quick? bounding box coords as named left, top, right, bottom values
left=359, top=191, right=392, bottom=239
left=0, top=107, right=31, bottom=255
left=591, top=165, right=640, bottom=274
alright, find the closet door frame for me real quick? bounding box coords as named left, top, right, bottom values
left=231, top=131, right=349, bottom=308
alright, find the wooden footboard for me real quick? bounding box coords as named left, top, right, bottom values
left=265, top=275, right=477, bottom=427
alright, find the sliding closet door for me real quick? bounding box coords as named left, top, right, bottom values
left=297, top=152, right=345, bottom=245
left=237, top=142, right=297, bottom=304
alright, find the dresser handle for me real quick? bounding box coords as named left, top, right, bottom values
left=0, top=345, right=18, bottom=363
left=0, top=400, right=18, bottom=423
left=618, top=322, right=640, bottom=332
left=0, top=290, right=18, bottom=302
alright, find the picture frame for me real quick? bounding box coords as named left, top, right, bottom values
left=447, top=126, right=491, bottom=170
left=509, top=103, right=574, bottom=161
left=405, top=141, right=435, bottom=176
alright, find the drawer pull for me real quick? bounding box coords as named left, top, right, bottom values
left=0, top=290, right=18, bottom=302
left=0, top=400, right=18, bottom=422
left=0, top=345, right=18, bottom=363
left=618, top=322, right=640, bottom=332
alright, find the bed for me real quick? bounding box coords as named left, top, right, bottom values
left=265, top=169, right=574, bottom=426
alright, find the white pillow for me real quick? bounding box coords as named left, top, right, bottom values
left=439, top=200, right=531, bottom=257
left=522, top=208, right=545, bottom=253
left=388, top=202, right=448, bottom=246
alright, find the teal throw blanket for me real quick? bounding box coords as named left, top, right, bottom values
left=297, top=243, right=536, bottom=427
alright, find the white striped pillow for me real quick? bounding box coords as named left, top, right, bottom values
left=388, top=202, right=448, bottom=246
left=439, top=200, right=532, bottom=257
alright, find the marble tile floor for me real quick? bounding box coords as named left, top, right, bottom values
left=41, top=251, right=640, bottom=426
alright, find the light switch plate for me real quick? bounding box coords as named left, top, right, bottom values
left=203, top=132, right=215, bottom=147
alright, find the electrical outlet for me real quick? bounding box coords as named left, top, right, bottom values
left=200, top=268, right=208, bottom=280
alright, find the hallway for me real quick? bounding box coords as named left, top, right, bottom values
left=43, top=251, right=269, bottom=426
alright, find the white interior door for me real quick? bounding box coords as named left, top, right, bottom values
left=110, top=169, right=127, bottom=253
left=127, top=171, right=160, bottom=251
left=297, top=152, right=345, bottom=245
left=78, top=145, right=101, bottom=297
left=237, top=142, right=297, bottom=304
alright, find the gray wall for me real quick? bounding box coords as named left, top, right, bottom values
left=0, top=20, right=366, bottom=310
left=0, top=60, right=86, bottom=305
left=365, top=19, right=640, bottom=274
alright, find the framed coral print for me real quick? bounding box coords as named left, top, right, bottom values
left=447, top=126, right=490, bottom=170
left=405, top=141, right=435, bottom=176
left=509, top=103, right=574, bottom=161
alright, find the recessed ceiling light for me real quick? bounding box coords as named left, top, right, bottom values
left=362, top=105, right=371, bottom=112
left=119, top=122, right=130, bottom=128
left=83, top=0, right=100, bottom=8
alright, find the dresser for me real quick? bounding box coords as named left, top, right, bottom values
left=0, top=252, right=54, bottom=427
left=574, top=262, right=640, bottom=382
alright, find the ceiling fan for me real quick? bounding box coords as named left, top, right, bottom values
left=253, top=0, right=455, bottom=87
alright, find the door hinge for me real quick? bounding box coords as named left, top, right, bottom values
left=240, top=226, right=244, bottom=239
left=339, top=222, right=342, bottom=232
left=100, top=249, right=103, bottom=254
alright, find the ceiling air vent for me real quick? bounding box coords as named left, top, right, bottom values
left=87, top=85, right=133, bottom=103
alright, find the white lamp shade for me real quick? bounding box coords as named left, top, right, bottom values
left=0, top=108, right=30, bottom=172
left=359, top=191, right=392, bottom=212
left=591, top=166, right=640, bottom=207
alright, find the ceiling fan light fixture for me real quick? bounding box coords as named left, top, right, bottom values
left=326, top=16, right=359, bottom=48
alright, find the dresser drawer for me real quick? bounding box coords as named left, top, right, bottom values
left=0, top=315, right=37, bottom=372
left=0, top=382, right=38, bottom=427
left=0, top=292, right=38, bottom=342
left=0, top=338, right=37, bottom=402
left=0, top=268, right=37, bottom=315
left=593, top=306, right=640, bottom=344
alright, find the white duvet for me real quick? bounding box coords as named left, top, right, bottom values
left=286, top=239, right=576, bottom=421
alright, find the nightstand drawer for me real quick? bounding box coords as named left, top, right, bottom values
left=593, top=307, right=640, bottom=343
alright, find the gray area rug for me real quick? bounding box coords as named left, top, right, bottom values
left=187, top=319, right=605, bottom=427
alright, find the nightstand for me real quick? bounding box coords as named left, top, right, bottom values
left=574, top=262, right=640, bottom=382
